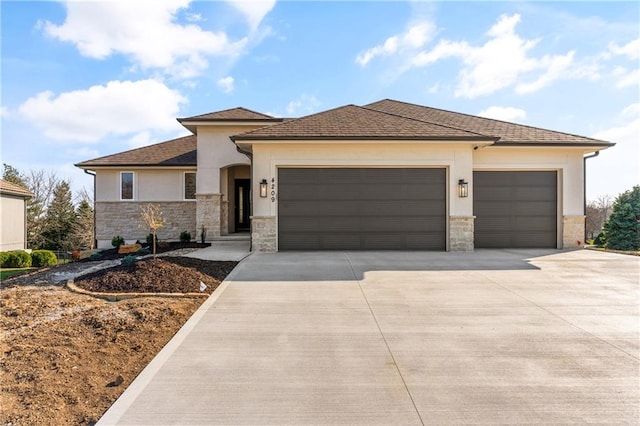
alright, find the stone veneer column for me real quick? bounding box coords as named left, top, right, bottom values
left=251, top=216, right=276, bottom=252
left=196, top=194, right=222, bottom=239
left=449, top=216, right=475, bottom=252
left=563, top=215, right=585, bottom=248
left=221, top=200, right=229, bottom=236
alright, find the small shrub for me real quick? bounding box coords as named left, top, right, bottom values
left=200, top=226, right=207, bottom=243
left=0, top=252, right=9, bottom=268
left=146, top=233, right=154, bottom=245
left=157, top=240, right=169, bottom=248
left=31, top=250, right=58, bottom=267
left=179, top=231, right=191, bottom=242
left=136, top=247, right=151, bottom=256
left=3, top=251, right=32, bottom=268
left=111, top=236, right=125, bottom=248
left=594, top=233, right=606, bottom=246
left=89, top=252, right=103, bottom=261
left=121, top=255, right=137, bottom=265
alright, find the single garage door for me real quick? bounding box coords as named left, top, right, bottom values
left=473, top=171, right=557, bottom=248
left=278, top=168, right=446, bottom=250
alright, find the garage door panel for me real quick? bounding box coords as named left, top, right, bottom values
left=474, top=171, right=557, bottom=249
left=278, top=168, right=446, bottom=250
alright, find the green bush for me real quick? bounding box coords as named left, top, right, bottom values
left=594, top=233, right=606, bottom=246
left=603, top=186, right=640, bottom=251
left=0, top=252, right=9, bottom=268
left=136, top=247, right=151, bottom=256
left=111, top=236, right=125, bottom=248
left=89, top=252, right=103, bottom=261
left=121, top=255, right=137, bottom=265
left=3, top=251, right=32, bottom=268
left=146, top=233, right=154, bottom=245
left=31, top=250, right=58, bottom=267
left=179, top=231, right=191, bottom=243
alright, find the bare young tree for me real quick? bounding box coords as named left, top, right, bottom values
left=140, top=204, right=164, bottom=255
left=585, top=194, right=613, bottom=240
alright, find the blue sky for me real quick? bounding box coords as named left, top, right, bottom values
left=1, top=0, right=638, bottom=202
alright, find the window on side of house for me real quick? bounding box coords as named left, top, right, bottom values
left=121, top=172, right=134, bottom=200
left=184, top=172, right=196, bottom=200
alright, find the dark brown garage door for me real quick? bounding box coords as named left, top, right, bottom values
left=473, top=171, right=557, bottom=248
left=278, top=168, right=446, bottom=250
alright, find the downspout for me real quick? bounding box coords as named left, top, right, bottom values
left=235, top=144, right=253, bottom=252
left=583, top=151, right=600, bottom=241
left=84, top=169, right=97, bottom=249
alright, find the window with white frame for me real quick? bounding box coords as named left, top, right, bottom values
left=184, top=172, right=196, bottom=200
left=121, top=172, right=134, bottom=200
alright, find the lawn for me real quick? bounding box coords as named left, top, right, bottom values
left=0, top=267, right=36, bottom=280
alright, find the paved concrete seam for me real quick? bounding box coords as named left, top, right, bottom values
left=343, top=252, right=426, bottom=426
left=477, top=270, right=640, bottom=361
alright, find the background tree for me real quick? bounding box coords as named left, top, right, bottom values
left=3, top=163, right=27, bottom=187
left=603, top=186, right=640, bottom=251
left=41, top=181, right=77, bottom=251
left=69, top=199, right=94, bottom=250
left=585, top=194, right=613, bottom=240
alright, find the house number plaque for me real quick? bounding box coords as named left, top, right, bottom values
left=270, top=177, right=276, bottom=202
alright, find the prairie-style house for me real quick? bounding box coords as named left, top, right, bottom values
left=76, top=99, right=613, bottom=251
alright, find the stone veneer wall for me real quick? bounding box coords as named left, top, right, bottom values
left=449, top=216, right=475, bottom=252
left=563, top=215, right=585, bottom=248
left=96, top=201, right=196, bottom=246
left=251, top=216, right=277, bottom=252
left=196, top=194, right=222, bottom=239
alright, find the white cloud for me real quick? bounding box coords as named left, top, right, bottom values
left=286, top=94, right=320, bottom=116
left=0, top=106, right=9, bottom=118
left=478, top=106, right=527, bottom=122
left=217, top=76, right=235, bottom=93
left=609, top=38, right=640, bottom=60
left=613, top=66, right=640, bottom=89
left=589, top=103, right=640, bottom=199
left=128, top=131, right=153, bottom=148
left=388, top=14, right=597, bottom=98
left=356, top=22, right=435, bottom=66
left=42, top=0, right=250, bottom=79
left=18, top=79, right=186, bottom=143
left=227, top=0, right=276, bottom=32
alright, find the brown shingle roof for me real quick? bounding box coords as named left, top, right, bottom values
left=0, top=179, right=33, bottom=198
left=178, top=107, right=280, bottom=122
left=75, top=135, right=196, bottom=168
left=366, top=99, right=613, bottom=146
left=233, top=105, right=496, bottom=141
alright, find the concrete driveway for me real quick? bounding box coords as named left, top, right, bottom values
left=98, top=249, right=639, bottom=425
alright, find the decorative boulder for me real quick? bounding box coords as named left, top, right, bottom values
left=118, top=243, right=142, bottom=255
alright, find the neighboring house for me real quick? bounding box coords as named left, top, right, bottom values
left=76, top=99, right=614, bottom=251
left=0, top=179, right=33, bottom=251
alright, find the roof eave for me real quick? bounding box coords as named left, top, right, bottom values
left=231, top=136, right=499, bottom=142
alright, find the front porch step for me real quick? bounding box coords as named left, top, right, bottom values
left=210, top=234, right=250, bottom=241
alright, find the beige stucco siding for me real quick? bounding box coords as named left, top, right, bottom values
left=95, top=169, right=196, bottom=202
left=0, top=194, right=27, bottom=251
left=196, top=126, right=253, bottom=195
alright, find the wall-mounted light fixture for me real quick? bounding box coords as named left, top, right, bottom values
left=458, top=179, right=469, bottom=198
left=259, top=179, right=268, bottom=198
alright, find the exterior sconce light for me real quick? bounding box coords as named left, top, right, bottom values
left=259, top=179, right=268, bottom=198
left=458, top=179, right=469, bottom=198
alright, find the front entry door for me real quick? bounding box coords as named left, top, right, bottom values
left=234, top=179, right=250, bottom=232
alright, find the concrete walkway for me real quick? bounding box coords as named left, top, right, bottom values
left=183, top=240, right=250, bottom=261
left=98, top=249, right=639, bottom=425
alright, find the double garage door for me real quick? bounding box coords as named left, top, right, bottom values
left=278, top=168, right=446, bottom=250
left=277, top=168, right=558, bottom=250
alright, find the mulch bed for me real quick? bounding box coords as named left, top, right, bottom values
left=80, top=242, right=211, bottom=262
left=74, top=257, right=238, bottom=294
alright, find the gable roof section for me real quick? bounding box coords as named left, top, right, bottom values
left=75, top=135, right=196, bottom=168
left=178, top=107, right=281, bottom=122
left=366, top=99, right=613, bottom=146
left=232, top=105, right=496, bottom=141
left=0, top=179, right=33, bottom=198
